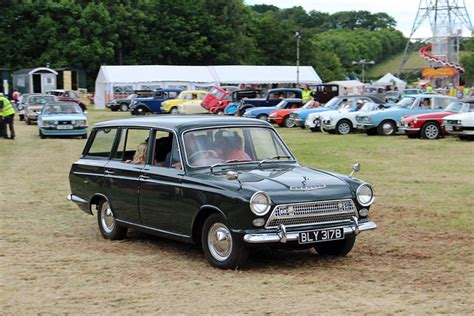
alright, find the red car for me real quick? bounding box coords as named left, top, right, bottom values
left=268, top=100, right=320, bottom=127
left=399, top=100, right=474, bottom=139
left=201, top=86, right=232, bottom=113
left=46, top=89, right=87, bottom=111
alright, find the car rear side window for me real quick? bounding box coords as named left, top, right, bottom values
left=113, top=128, right=151, bottom=163
left=86, top=128, right=118, bottom=158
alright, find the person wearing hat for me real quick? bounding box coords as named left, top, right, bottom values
left=0, top=93, right=16, bottom=139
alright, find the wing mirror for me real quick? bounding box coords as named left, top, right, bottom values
left=349, top=162, right=360, bottom=178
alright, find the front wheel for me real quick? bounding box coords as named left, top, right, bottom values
left=377, top=120, right=397, bottom=136
left=170, top=107, right=179, bottom=115
left=119, top=103, right=129, bottom=112
left=421, top=122, right=440, bottom=139
left=201, top=214, right=248, bottom=269
left=314, top=234, right=355, bottom=256
left=336, top=120, right=353, bottom=135
left=39, top=130, right=46, bottom=139
left=283, top=116, right=295, bottom=128
left=97, top=199, right=127, bottom=240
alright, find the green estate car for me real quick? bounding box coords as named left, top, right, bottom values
left=68, top=116, right=377, bottom=269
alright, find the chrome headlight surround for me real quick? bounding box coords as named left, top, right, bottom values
left=356, top=183, right=375, bottom=207
left=249, top=191, right=272, bottom=216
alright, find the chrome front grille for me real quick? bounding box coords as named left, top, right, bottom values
left=265, top=199, right=357, bottom=229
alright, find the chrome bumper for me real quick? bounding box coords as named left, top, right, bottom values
left=398, top=126, right=420, bottom=132
left=67, top=194, right=87, bottom=204
left=243, top=219, right=377, bottom=244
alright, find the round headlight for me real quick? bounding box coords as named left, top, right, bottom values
left=250, top=191, right=271, bottom=216
left=356, top=184, right=374, bottom=206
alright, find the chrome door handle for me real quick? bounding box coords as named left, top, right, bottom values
left=104, top=170, right=115, bottom=175
left=139, top=175, right=150, bottom=180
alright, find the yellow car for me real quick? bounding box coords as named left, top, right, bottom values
left=162, top=90, right=208, bottom=114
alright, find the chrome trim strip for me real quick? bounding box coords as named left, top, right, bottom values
left=115, top=219, right=191, bottom=239
left=67, top=194, right=87, bottom=204
left=398, top=127, right=420, bottom=131
left=243, top=221, right=377, bottom=244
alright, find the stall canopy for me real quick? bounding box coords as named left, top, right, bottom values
left=94, top=65, right=322, bottom=108
left=375, top=73, right=407, bottom=90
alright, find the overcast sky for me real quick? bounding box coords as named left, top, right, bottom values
left=245, top=0, right=474, bottom=38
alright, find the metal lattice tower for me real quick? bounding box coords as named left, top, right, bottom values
left=398, top=0, right=473, bottom=77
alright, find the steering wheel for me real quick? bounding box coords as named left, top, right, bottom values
left=188, top=150, right=218, bottom=163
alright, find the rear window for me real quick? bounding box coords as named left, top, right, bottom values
left=85, top=128, right=118, bottom=158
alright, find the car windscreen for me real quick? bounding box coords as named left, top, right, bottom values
left=29, top=96, right=56, bottom=105
left=445, top=101, right=474, bottom=113
left=209, top=88, right=224, bottom=100
left=43, top=103, right=82, bottom=114
left=183, top=127, right=292, bottom=167
left=396, top=97, right=416, bottom=108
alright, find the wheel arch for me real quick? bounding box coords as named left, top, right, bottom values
left=191, top=205, right=227, bottom=243
left=88, top=193, right=109, bottom=215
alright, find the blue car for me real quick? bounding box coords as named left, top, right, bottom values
left=37, top=102, right=88, bottom=139
left=242, top=98, right=303, bottom=120
left=130, top=88, right=182, bottom=115
left=355, top=94, right=456, bottom=136
left=290, top=95, right=384, bottom=129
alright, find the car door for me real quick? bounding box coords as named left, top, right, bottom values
left=103, top=127, right=152, bottom=224
left=138, top=130, right=188, bottom=235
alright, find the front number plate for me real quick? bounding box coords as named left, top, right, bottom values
left=57, top=125, right=73, bottom=130
left=298, top=228, right=344, bottom=244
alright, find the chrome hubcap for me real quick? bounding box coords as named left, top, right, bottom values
left=171, top=108, right=178, bottom=114
left=338, top=122, right=351, bottom=134
left=425, top=125, right=439, bottom=139
left=100, top=202, right=115, bottom=234
left=286, top=118, right=295, bottom=127
left=382, top=123, right=394, bottom=135
left=208, top=223, right=232, bottom=261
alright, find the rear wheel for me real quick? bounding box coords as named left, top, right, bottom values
left=314, top=234, right=355, bottom=256
left=119, top=103, right=129, bottom=112
left=421, top=122, right=440, bottom=139
left=97, top=199, right=127, bottom=240
left=201, top=214, right=248, bottom=269
left=335, top=120, right=353, bottom=135
left=377, top=120, right=397, bottom=136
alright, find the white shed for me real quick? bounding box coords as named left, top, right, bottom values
left=327, top=80, right=365, bottom=95
left=94, top=65, right=322, bottom=108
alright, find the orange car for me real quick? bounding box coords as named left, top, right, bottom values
left=268, top=100, right=319, bottom=127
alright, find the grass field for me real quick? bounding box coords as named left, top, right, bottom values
left=1, top=109, right=473, bottom=313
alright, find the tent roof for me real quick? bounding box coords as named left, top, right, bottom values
left=209, top=65, right=321, bottom=84
left=12, top=67, right=58, bottom=75
left=376, top=73, right=406, bottom=85
left=97, top=65, right=321, bottom=85
left=327, top=80, right=364, bottom=88
left=98, top=65, right=215, bottom=84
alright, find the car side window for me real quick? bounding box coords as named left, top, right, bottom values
left=152, top=130, right=182, bottom=169
left=86, top=128, right=118, bottom=158
left=114, top=128, right=152, bottom=164
left=183, top=93, right=192, bottom=100
left=435, top=98, right=451, bottom=109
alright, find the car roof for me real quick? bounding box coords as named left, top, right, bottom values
left=94, top=115, right=271, bottom=133
left=404, top=94, right=455, bottom=98
left=269, top=88, right=302, bottom=92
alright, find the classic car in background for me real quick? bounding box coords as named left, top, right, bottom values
left=268, top=100, right=320, bottom=128
left=37, top=102, right=88, bottom=139
left=237, top=88, right=303, bottom=116
left=213, top=89, right=262, bottom=115
left=384, top=91, right=401, bottom=103
left=176, top=97, right=209, bottom=114
left=24, top=94, right=58, bottom=125
left=290, top=95, right=384, bottom=129
left=399, top=100, right=474, bottom=139
left=311, top=84, right=340, bottom=104
left=162, top=90, right=208, bottom=114
left=317, top=102, right=394, bottom=135
left=355, top=94, right=456, bottom=136
left=46, top=89, right=87, bottom=112
left=201, top=86, right=233, bottom=112
left=130, top=88, right=182, bottom=115
left=68, top=116, right=376, bottom=269
left=16, top=93, right=36, bottom=121
left=106, top=90, right=153, bottom=111
left=444, top=112, right=474, bottom=140
left=242, top=98, right=303, bottom=120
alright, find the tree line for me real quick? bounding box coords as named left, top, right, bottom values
left=0, top=0, right=406, bottom=89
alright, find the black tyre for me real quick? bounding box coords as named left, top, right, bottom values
left=201, top=213, right=248, bottom=269
left=97, top=199, right=127, bottom=240
left=377, top=120, right=397, bottom=136
left=134, top=106, right=149, bottom=115
left=19, top=114, right=25, bottom=121
left=335, top=120, right=353, bottom=135
left=283, top=116, right=295, bottom=128
left=81, top=133, right=88, bottom=139
left=257, top=114, right=268, bottom=121
left=39, top=130, right=46, bottom=139
left=26, top=118, right=31, bottom=125
left=421, top=122, right=440, bottom=139
left=314, top=234, right=355, bottom=256
left=309, top=127, right=319, bottom=132
left=119, top=103, right=129, bottom=112
left=458, top=135, right=473, bottom=141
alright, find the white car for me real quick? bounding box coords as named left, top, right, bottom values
left=306, top=102, right=389, bottom=135
left=444, top=112, right=474, bottom=140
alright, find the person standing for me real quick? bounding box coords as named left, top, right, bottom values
left=302, top=84, right=312, bottom=103
left=0, top=93, right=16, bottom=140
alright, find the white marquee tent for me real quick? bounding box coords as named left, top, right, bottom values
left=375, top=73, right=407, bottom=90
left=94, top=65, right=322, bottom=108
left=327, top=80, right=365, bottom=95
